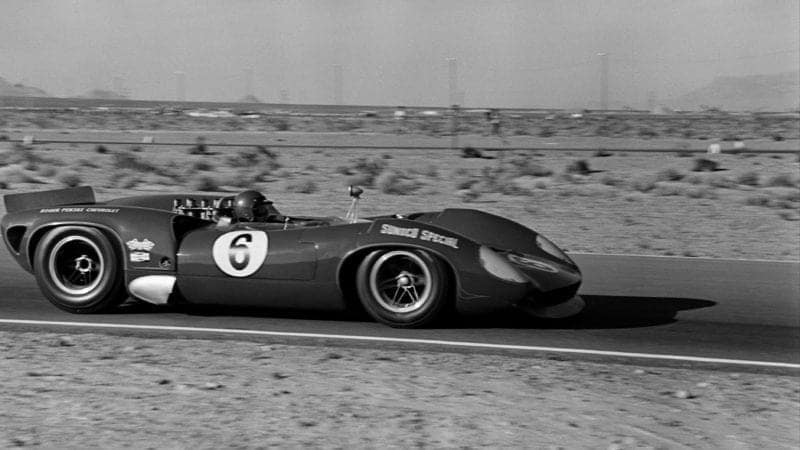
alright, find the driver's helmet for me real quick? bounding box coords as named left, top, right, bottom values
left=233, top=190, right=270, bottom=222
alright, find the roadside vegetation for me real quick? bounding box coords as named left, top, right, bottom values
left=1, top=127, right=798, bottom=260
left=2, top=108, right=798, bottom=140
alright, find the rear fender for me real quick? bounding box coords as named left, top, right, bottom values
left=11, top=207, right=198, bottom=275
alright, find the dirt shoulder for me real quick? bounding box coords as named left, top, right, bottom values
left=1, top=331, right=798, bottom=448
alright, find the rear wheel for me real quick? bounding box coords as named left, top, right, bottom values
left=33, top=226, right=126, bottom=313
left=356, top=249, right=449, bottom=328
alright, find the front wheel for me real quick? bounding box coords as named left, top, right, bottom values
left=356, top=249, right=449, bottom=328
left=33, top=226, right=126, bottom=313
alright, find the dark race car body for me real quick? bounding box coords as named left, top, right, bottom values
left=1, top=186, right=583, bottom=327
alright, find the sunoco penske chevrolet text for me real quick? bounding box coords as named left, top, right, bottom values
left=1, top=186, right=584, bottom=328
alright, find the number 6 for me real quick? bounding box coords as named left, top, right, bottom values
left=212, top=231, right=268, bottom=277
left=229, top=234, right=252, bottom=270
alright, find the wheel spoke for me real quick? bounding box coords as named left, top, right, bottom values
left=397, top=288, right=411, bottom=306
left=408, top=274, right=426, bottom=287
left=378, top=278, right=397, bottom=290
left=368, top=251, right=435, bottom=315
left=67, top=270, right=81, bottom=284
left=408, top=285, right=420, bottom=303
left=390, top=286, right=402, bottom=304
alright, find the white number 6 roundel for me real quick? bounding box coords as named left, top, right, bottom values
left=212, top=231, right=268, bottom=277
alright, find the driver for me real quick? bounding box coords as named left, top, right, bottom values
left=233, top=190, right=284, bottom=223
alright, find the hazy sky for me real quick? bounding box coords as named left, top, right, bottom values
left=1, top=0, right=798, bottom=107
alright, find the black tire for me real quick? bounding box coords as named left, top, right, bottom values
left=356, top=248, right=449, bottom=328
left=33, top=226, right=126, bottom=313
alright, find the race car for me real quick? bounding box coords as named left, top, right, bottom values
left=1, top=186, right=584, bottom=328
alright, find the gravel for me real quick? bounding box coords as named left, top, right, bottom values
left=0, top=331, right=798, bottom=448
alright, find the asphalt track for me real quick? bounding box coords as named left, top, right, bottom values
left=0, top=248, right=798, bottom=370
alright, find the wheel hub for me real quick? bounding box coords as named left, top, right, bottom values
left=47, top=235, right=105, bottom=299
left=74, top=255, right=94, bottom=274
left=396, top=273, right=412, bottom=287
left=368, top=251, right=433, bottom=314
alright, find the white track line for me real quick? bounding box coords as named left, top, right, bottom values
left=570, top=252, right=800, bottom=264
left=1, top=319, right=798, bottom=369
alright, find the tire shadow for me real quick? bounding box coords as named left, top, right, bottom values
left=450, top=296, right=717, bottom=329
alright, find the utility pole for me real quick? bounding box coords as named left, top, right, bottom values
left=112, top=76, right=123, bottom=96
left=333, top=64, right=343, bottom=105
left=447, top=58, right=458, bottom=106
left=174, top=71, right=186, bottom=102
left=597, top=53, right=608, bottom=110
left=447, top=57, right=459, bottom=150
left=244, top=68, right=254, bottom=99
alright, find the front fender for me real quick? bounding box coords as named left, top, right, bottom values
left=411, top=208, right=576, bottom=267
left=346, top=218, right=529, bottom=307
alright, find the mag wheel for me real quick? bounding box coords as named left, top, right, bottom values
left=33, top=226, right=126, bottom=313
left=356, top=249, right=448, bottom=328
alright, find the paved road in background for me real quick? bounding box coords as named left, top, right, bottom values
left=1, top=248, right=797, bottom=368
left=6, top=129, right=800, bottom=152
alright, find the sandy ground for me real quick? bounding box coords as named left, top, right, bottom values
left=0, top=331, right=798, bottom=449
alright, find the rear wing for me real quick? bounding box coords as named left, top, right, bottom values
left=3, top=186, right=96, bottom=214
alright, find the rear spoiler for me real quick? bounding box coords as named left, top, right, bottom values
left=3, top=186, right=96, bottom=214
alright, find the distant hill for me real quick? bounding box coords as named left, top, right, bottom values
left=669, top=71, right=799, bottom=112
left=0, top=76, right=49, bottom=97
left=79, top=89, right=128, bottom=100
left=238, top=94, right=263, bottom=103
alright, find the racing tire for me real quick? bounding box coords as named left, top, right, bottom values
left=33, top=226, right=127, bottom=314
left=356, top=248, right=449, bottom=328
